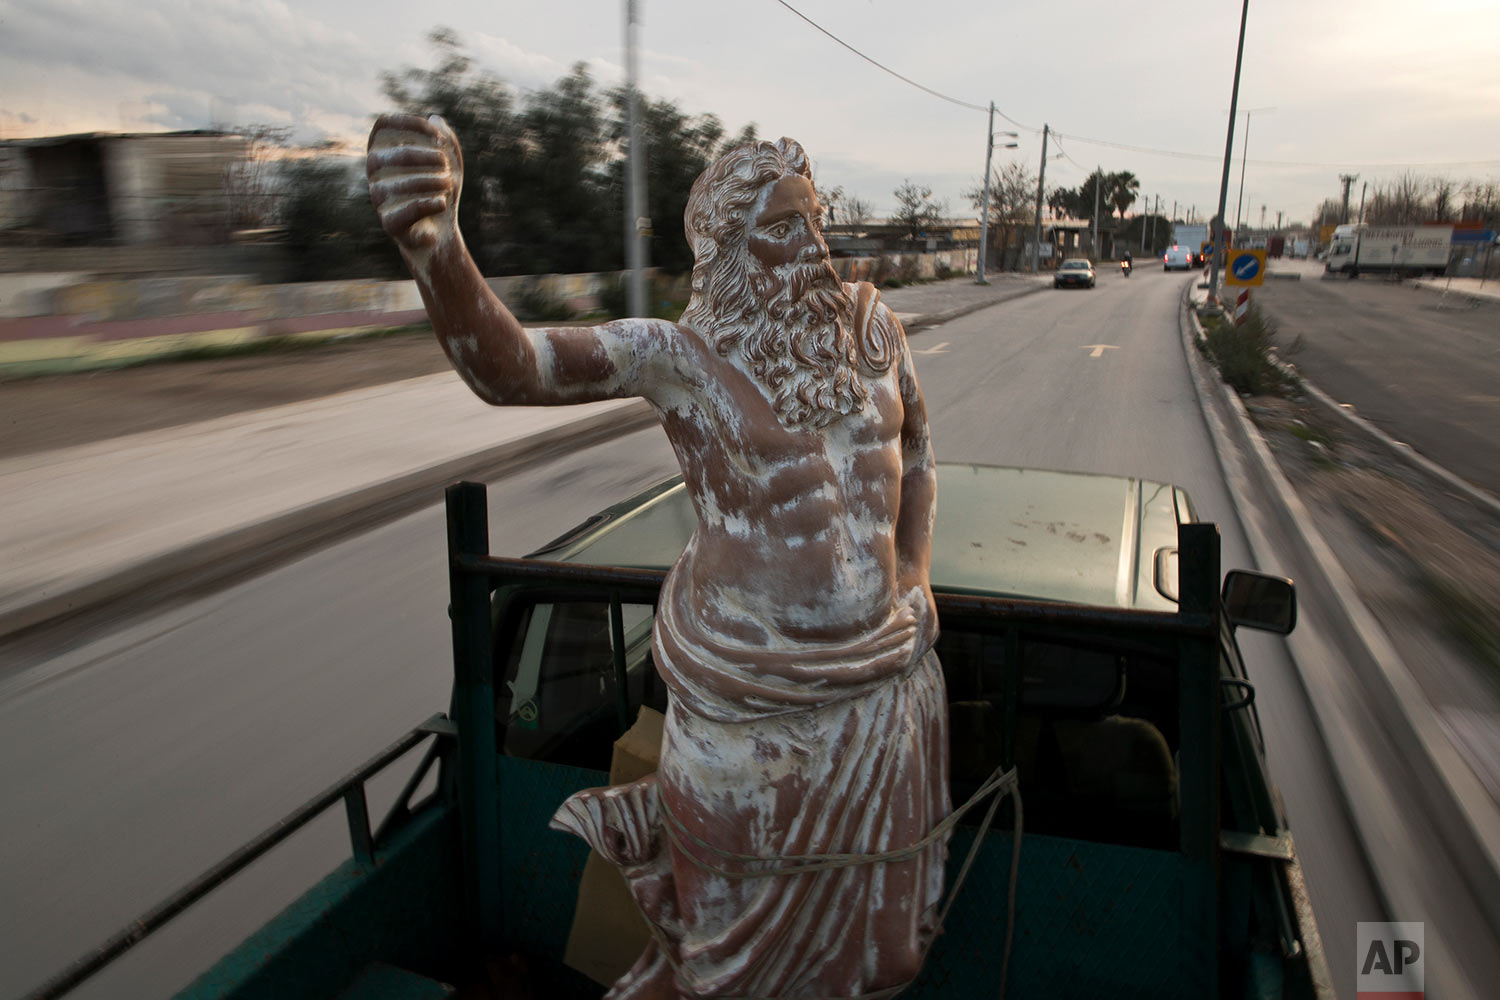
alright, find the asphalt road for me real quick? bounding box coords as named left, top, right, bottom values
left=0, top=267, right=1383, bottom=999
left=1253, top=272, right=1500, bottom=495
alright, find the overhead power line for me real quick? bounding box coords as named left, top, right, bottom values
left=1053, top=130, right=1500, bottom=170
left=771, top=0, right=1034, bottom=130
left=773, top=1, right=1500, bottom=174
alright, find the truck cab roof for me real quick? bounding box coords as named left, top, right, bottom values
left=529, top=463, right=1193, bottom=612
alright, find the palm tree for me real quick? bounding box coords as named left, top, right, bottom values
left=1109, top=171, right=1140, bottom=224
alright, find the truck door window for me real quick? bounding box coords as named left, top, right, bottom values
left=497, top=598, right=656, bottom=768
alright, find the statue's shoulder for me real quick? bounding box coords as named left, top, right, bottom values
left=846, top=281, right=903, bottom=375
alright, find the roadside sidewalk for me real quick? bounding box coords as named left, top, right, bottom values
left=0, top=274, right=1048, bottom=644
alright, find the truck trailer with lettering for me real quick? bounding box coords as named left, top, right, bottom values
left=1324, top=224, right=1452, bottom=278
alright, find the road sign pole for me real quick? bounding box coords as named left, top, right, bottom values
left=1235, top=289, right=1250, bottom=326
left=1209, top=0, right=1251, bottom=305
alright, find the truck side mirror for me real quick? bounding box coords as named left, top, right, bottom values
left=1221, top=571, right=1296, bottom=634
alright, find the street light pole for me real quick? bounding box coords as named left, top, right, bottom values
left=1208, top=0, right=1251, bottom=303
left=1234, top=106, right=1274, bottom=233
left=976, top=105, right=1017, bottom=284
left=978, top=103, right=995, bottom=283
left=623, top=0, right=649, bottom=317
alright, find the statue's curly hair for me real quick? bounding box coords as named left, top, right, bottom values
left=681, top=138, right=812, bottom=336
left=680, top=139, right=871, bottom=427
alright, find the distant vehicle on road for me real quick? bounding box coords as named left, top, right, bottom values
left=1054, top=258, right=1096, bottom=288
left=1173, top=224, right=1208, bottom=265
left=1325, top=224, right=1453, bottom=278
left=1163, top=245, right=1194, bottom=271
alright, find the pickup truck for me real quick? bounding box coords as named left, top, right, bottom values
left=29, top=464, right=1332, bottom=1000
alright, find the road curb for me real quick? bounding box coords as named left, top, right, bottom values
left=1176, top=284, right=1500, bottom=947
left=0, top=400, right=661, bottom=646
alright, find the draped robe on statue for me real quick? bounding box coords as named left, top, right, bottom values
left=552, top=529, right=949, bottom=999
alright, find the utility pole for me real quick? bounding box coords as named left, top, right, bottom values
left=1276, top=210, right=1283, bottom=230
left=1208, top=0, right=1250, bottom=303
left=1091, top=166, right=1100, bottom=261
left=1358, top=181, right=1367, bottom=225
left=1140, top=195, right=1148, bottom=252
left=1339, top=173, right=1358, bottom=225
left=1031, top=124, right=1049, bottom=274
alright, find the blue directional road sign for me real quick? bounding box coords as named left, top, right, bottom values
left=1224, top=248, right=1266, bottom=287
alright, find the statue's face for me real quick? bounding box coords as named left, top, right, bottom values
left=747, top=175, right=827, bottom=272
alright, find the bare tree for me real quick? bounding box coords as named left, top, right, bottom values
left=1310, top=197, right=1343, bottom=230
left=967, top=161, right=1038, bottom=269
left=1366, top=171, right=1431, bottom=225
left=1461, top=178, right=1500, bottom=225
left=817, top=183, right=845, bottom=226
left=223, top=124, right=293, bottom=231
left=892, top=179, right=944, bottom=242
left=1430, top=177, right=1458, bottom=222
left=843, top=196, right=873, bottom=228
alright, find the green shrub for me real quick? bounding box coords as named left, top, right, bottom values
left=1199, top=304, right=1297, bottom=397
left=598, top=276, right=629, bottom=318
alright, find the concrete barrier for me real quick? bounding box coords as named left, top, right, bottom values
left=0, top=251, right=981, bottom=377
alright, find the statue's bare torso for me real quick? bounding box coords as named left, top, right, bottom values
left=654, top=315, right=913, bottom=645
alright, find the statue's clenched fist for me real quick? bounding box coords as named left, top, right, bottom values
left=366, top=114, right=462, bottom=256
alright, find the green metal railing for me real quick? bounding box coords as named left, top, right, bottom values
left=24, top=716, right=456, bottom=1000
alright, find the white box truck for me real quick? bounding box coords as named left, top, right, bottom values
left=1324, top=224, right=1452, bottom=277
left=1172, top=223, right=1209, bottom=265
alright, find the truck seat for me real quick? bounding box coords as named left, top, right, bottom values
left=1042, top=715, right=1179, bottom=847
left=947, top=702, right=1178, bottom=849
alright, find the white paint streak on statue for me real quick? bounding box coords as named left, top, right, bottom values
left=368, top=114, right=948, bottom=999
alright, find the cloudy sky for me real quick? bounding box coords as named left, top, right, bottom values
left=3, top=0, right=1498, bottom=228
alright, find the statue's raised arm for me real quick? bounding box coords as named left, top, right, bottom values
left=367, top=114, right=671, bottom=407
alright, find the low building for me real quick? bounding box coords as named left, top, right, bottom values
left=825, top=217, right=983, bottom=256
left=0, top=130, right=248, bottom=246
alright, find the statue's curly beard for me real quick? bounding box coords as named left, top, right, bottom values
left=699, top=254, right=868, bottom=428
